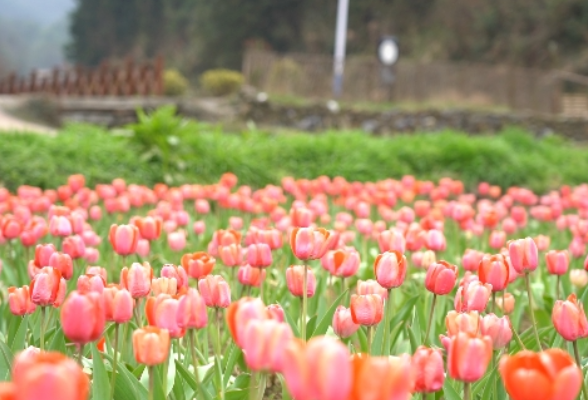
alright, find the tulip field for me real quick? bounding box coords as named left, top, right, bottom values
left=1, top=172, right=588, bottom=400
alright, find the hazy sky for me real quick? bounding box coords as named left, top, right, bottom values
left=0, top=0, right=75, bottom=25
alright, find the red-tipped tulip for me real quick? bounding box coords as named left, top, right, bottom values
left=552, top=293, right=588, bottom=341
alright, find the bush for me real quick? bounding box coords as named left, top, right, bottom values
left=200, top=69, right=244, bottom=96
left=1, top=119, right=588, bottom=193
left=163, top=69, right=189, bottom=96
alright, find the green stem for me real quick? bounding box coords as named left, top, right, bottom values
left=258, top=267, right=264, bottom=303
left=301, top=264, right=308, bottom=341
left=421, top=393, right=427, bottom=400
left=189, top=330, right=201, bottom=391
left=524, top=272, right=542, bottom=350
left=573, top=341, right=588, bottom=400
left=110, top=323, right=119, bottom=399
left=78, top=344, right=84, bottom=365
left=367, top=325, right=374, bottom=354
left=556, top=275, right=561, bottom=300
left=492, top=351, right=497, bottom=400
left=424, top=294, right=437, bottom=345
left=492, top=291, right=496, bottom=314
left=382, top=288, right=392, bottom=355
left=256, top=373, right=267, bottom=400
left=148, top=366, right=155, bottom=400
left=249, top=372, right=258, bottom=400
left=162, top=351, right=169, bottom=396
left=214, top=309, right=225, bottom=400
left=40, top=307, right=46, bottom=351
left=512, top=326, right=526, bottom=350
left=464, top=382, right=471, bottom=400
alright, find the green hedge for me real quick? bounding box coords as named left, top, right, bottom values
left=1, top=123, right=587, bottom=193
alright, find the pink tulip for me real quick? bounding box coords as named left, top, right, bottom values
left=242, top=320, right=292, bottom=372
left=286, top=265, right=316, bottom=297
left=332, top=306, right=360, bottom=338
left=198, top=275, right=231, bottom=308
left=480, top=314, right=512, bottom=349
left=509, top=237, right=538, bottom=273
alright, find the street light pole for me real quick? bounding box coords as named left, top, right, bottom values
left=332, top=0, right=349, bottom=98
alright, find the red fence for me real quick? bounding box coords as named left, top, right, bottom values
left=0, top=57, right=164, bottom=96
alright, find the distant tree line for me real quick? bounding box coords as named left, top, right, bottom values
left=66, top=0, right=588, bottom=77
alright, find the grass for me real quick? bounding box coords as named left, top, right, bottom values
left=0, top=121, right=587, bottom=193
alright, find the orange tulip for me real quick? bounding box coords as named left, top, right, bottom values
left=132, top=216, right=162, bottom=241
left=133, top=326, right=171, bottom=366
left=181, top=252, right=215, bottom=279
left=12, top=351, right=89, bottom=400
left=348, top=353, right=413, bottom=400
left=499, top=349, right=582, bottom=400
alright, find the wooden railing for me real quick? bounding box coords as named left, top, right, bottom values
left=0, top=56, right=164, bottom=96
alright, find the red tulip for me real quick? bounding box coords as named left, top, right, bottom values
left=198, top=275, right=231, bottom=308
left=8, top=286, right=36, bottom=316
left=552, top=293, right=588, bottom=341
left=103, top=286, right=133, bottom=323
left=374, top=250, right=407, bottom=289
left=499, top=349, right=582, bottom=400
left=282, top=337, right=351, bottom=400
left=177, top=288, right=208, bottom=330
left=61, top=290, right=105, bottom=345
left=545, top=250, right=569, bottom=276
left=332, top=306, right=360, bottom=339
left=109, top=224, right=139, bottom=256
left=412, top=346, right=445, bottom=393
left=509, top=237, right=538, bottom=273
left=286, top=265, right=316, bottom=297
left=478, top=254, right=509, bottom=292
left=12, top=351, right=89, bottom=400
left=34, top=244, right=56, bottom=268
left=348, top=353, right=413, bottom=400
left=242, top=319, right=292, bottom=372
left=447, top=332, right=492, bottom=382
left=350, top=294, right=383, bottom=326
left=425, top=261, right=457, bottom=295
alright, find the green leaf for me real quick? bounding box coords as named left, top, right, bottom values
left=10, top=315, right=28, bottom=353
left=278, top=374, right=292, bottom=400
left=101, top=352, right=146, bottom=400
left=48, top=326, right=66, bottom=354
left=175, top=360, right=213, bottom=400
left=279, top=302, right=300, bottom=337
left=305, top=315, right=317, bottom=337
left=223, top=344, right=242, bottom=387
left=371, top=317, right=385, bottom=356
left=91, top=343, right=111, bottom=400
left=171, top=369, right=186, bottom=400
left=0, top=341, right=13, bottom=381
left=311, top=290, right=348, bottom=338
left=443, top=380, right=462, bottom=400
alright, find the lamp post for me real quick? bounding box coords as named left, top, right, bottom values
left=332, top=0, right=349, bottom=98
left=377, top=36, right=399, bottom=101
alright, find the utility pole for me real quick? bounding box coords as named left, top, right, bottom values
left=332, top=0, right=349, bottom=98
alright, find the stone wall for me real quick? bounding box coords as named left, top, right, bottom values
left=242, top=99, right=588, bottom=141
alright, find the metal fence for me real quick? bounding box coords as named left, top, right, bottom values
left=243, top=49, right=569, bottom=115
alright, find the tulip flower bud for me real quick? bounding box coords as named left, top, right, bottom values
left=246, top=243, right=273, bottom=268
left=62, top=235, right=86, bottom=260
left=445, top=310, right=480, bottom=336
left=425, top=229, right=446, bottom=252
left=238, top=264, right=266, bottom=287
left=480, top=314, right=512, bottom=349
left=462, top=249, right=484, bottom=272
left=425, top=261, right=458, bottom=295
left=109, top=224, right=139, bottom=256
left=198, top=275, right=231, bottom=308
left=61, top=290, right=105, bottom=345
left=8, top=286, right=36, bottom=316
left=545, top=250, right=569, bottom=276
left=151, top=277, right=178, bottom=296
left=448, top=332, right=492, bottom=382
left=120, top=262, right=153, bottom=298
left=132, top=216, right=162, bottom=241
left=12, top=351, right=89, bottom=400
left=332, top=306, right=360, bottom=338
left=508, top=237, right=538, bottom=273
left=286, top=265, right=316, bottom=298
left=454, top=280, right=492, bottom=312
left=374, top=250, right=407, bottom=289
left=321, top=248, right=360, bottom=278
left=34, top=244, right=56, bottom=268
left=226, top=297, right=268, bottom=347
left=377, top=229, right=406, bottom=253
left=218, top=244, right=242, bottom=267
left=496, top=292, right=515, bottom=314
left=489, top=230, right=506, bottom=250
left=290, top=227, right=333, bottom=261
left=478, top=254, right=509, bottom=292
left=145, top=295, right=185, bottom=338
left=48, top=252, right=73, bottom=280
left=350, top=294, right=384, bottom=326
left=103, top=286, right=133, bottom=323
left=348, top=353, right=413, bottom=400
left=30, top=267, right=66, bottom=307
left=177, top=288, right=208, bottom=330
left=266, top=304, right=284, bottom=323
left=552, top=293, right=588, bottom=341
left=133, top=326, right=170, bottom=366
left=49, top=216, right=72, bottom=238
left=412, top=346, right=445, bottom=393
left=136, top=239, right=150, bottom=258
left=242, top=320, right=292, bottom=372
left=570, top=269, right=588, bottom=288
left=356, top=279, right=388, bottom=299
left=76, top=273, right=105, bottom=294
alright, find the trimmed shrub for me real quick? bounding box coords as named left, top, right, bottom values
left=200, top=69, right=244, bottom=96
left=163, top=69, right=190, bottom=96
